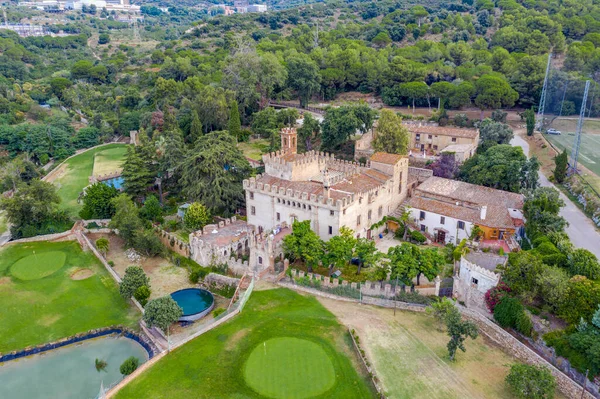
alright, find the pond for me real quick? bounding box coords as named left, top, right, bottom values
left=0, top=335, right=149, bottom=399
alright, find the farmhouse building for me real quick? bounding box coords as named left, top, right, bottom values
left=244, top=128, right=409, bottom=241
left=405, top=176, right=524, bottom=248
left=407, top=124, right=479, bottom=161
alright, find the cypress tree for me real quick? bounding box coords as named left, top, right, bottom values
left=190, top=110, right=203, bottom=143
left=228, top=100, right=241, bottom=140
left=525, top=107, right=535, bottom=137
left=121, top=146, right=155, bottom=200
left=554, top=150, right=568, bottom=183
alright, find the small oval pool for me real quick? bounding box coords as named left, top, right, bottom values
left=101, top=176, right=124, bottom=190
left=170, top=288, right=215, bottom=322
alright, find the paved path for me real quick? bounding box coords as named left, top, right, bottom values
left=511, top=135, right=600, bottom=258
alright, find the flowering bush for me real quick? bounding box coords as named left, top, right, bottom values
left=485, top=282, right=511, bottom=313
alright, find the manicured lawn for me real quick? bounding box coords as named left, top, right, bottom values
left=238, top=139, right=270, bottom=161
left=0, top=241, right=139, bottom=352
left=0, top=213, right=7, bottom=235
left=92, top=145, right=127, bottom=176
left=116, top=288, right=375, bottom=399
left=53, top=144, right=127, bottom=216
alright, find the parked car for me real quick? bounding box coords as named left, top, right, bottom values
left=546, top=128, right=561, bottom=135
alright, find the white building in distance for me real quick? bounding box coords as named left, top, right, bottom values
left=243, top=128, right=409, bottom=241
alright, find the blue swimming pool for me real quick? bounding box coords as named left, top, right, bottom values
left=170, top=288, right=215, bottom=322
left=102, top=176, right=124, bottom=190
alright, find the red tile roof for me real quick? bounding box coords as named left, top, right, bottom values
left=370, top=152, right=406, bottom=165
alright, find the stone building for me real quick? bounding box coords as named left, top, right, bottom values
left=408, top=124, right=479, bottom=161
left=453, top=252, right=505, bottom=308
left=244, top=128, right=409, bottom=240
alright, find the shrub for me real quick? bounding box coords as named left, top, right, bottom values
left=516, top=312, right=533, bottom=337
left=108, top=260, right=115, bottom=267
left=505, top=364, right=556, bottom=399
left=213, top=308, right=226, bottom=317
left=119, top=266, right=150, bottom=299
left=494, top=296, right=523, bottom=328
left=485, top=282, right=511, bottom=312
left=134, top=285, right=151, bottom=306
left=189, top=268, right=208, bottom=284
left=410, top=230, right=426, bottom=243
left=119, top=356, right=139, bottom=376
left=394, top=224, right=406, bottom=240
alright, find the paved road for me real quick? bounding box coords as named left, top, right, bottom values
left=511, top=135, right=600, bottom=258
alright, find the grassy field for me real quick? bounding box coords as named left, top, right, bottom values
left=0, top=241, right=139, bottom=352
left=0, top=213, right=7, bottom=235
left=238, top=139, right=270, bottom=161
left=116, top=288, right=375, bottom=399
left=52, top=144, right=127, bottom=216
left=544, top=131, right=600, bottom=176
left=92, top=146, right=126, bottom=176
left=317, top=297, right=546, bottom=399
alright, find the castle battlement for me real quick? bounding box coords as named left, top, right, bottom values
left=461, top=257, right=501, bottom=281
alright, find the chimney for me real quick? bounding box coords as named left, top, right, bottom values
left=480, top=205, right=487, bottom=220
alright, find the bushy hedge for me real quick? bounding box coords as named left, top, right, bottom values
left=410, top=230, right=426, bottom=244
left=494, top=296, right=533, bottom=337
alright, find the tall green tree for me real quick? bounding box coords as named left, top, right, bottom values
left=399, top=81, right=429, bottom=112
left=321, top=104, right=377, bottom=151
left=324, top=227, right=356, bottom=273
left=478, top=119, right=514, bottom=151
left=119, top=266, right=150, bottom=299
left=445, top=306, right=479, bottom=361
left=283, top=220, right=324, bottom=272
left=189, top=110, right=203, bottom=144
left=505, top=364, right=556, bottom=399
left=109, top=194, right=143, bottom=246
left=286, top=53, right=321, bottom=108
left=354, top=238, right=382, bottom=274
left=180, top=131, right=251, bottom=215
left=523, top=187, right=566, bottom=237
left=474, top=75, right=518, bottom=119
left=525, top=107, right=535, bottom=136
left=297, top=113, right=320, bottom=151
left=372, top=109, right=409, bottom=154
left=183, top=202, right=211, bottom=230
left=553, top=150, right=568, bottom=183
left=228, top=100, right=242, bottom=140
left=143, top=296, right=183, bottom=333
left=121, top=146, right=155, bottom=200
left=79, top=182, right=119, bottom=219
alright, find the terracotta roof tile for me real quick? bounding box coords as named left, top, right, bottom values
left=370, top=152, right=405, bottom=165
left=407, top=125, right=479, bottom=139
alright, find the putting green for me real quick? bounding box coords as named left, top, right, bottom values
left=244, top=337, right=336, bottom=399
left=10, top=251, right=67, bottom=280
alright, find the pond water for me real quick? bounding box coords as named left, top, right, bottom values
left=0, top=335, right=148, bottom=399
left=101, top=176, right=124, bottom=190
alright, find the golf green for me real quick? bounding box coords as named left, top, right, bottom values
left=244, top=337, right=336, bottom=399
left=10, top=251, right=67, bottom=280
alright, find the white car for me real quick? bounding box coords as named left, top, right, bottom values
left=546, top=128, right=561, bottom=135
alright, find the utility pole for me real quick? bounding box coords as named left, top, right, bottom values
left=536, top=52, right=552, bottom=131
left=571, top=80, right=590, bottom=174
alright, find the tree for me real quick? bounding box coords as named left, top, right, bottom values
left=189, top=110, right=203, bottom=144
left=183, top=202, right=211, bottom=230
left=180, top=131, right=251, bottom=215
left=110, top=194, right=143, bottom=246
left=286, top=53, right=321, bottom=108
left=399, top=82, right=429, bottom=112
left=283, top=220, right=324, bottom=272
left=459, top=145, right=534, bottom=193
left=493, top=296, right=524, bottom=328
left=354, top=238, right=382, bottom=275
left=297, top=113, right=320, bottom=151
left=324, top=227, right=356, bottom=273
left=95, top=237, right=110, bottom=257
left=478, top=119, right=514, bottom=151
left=523, top=187, right=566, bottom=237
left=143, top=296, right=183, bottom=332
left=445, top=306, right=479, bottom=361
left=71, top=60, right=94, bottom=80
left=372, top=109, right=409, bottom=154
left=119, top=266, right=150, bottom=299
left=388, top=243, right=420, bottom=285
left=568, top=249, right=600, bottom=279
left=79, top=182, right=119, bottom=219
left=74, top=127, right=100, bottom=149
left=98, top=33, right=110, bottom=45
left=0, top=179, right=70, bottom=239
left=321, top=104, right=377, bottom=151
left=505, top=364, right=556, bottom=399
left=120, top=356, right=139, bottom=376
left=524, top=108, right=535, bottom=136
left=49, top=77, right=72, bottom=99
left=134, top=285, right=151, bottom=306
left=426, top=297, right=456, bottom=330
left=429, top=153, right=458, bottom=179
left=536, top=266, right=569, bottom=311
left=121, top=146, right=155, bottom=200
left=133, top=228, right=164, bottom=257
left=553, top=150, right=568, bottom=184
left=474, top=75, right=518, bottom=119
left=500, top=252, right=545, bottom=300
left=228, top=101, right=241, bottom=140
left=416, top=248, right=445, bottom=286
left=560, top=276, right=600, bottom=324
left=140, top=195, right=162, bottom=222
left=431, top=81, right=455, bottom=110
left=372, top=32, right=392, bottom=48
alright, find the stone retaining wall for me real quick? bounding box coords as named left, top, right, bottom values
left=154, top=226, right=190, bottom=257
left=7, top=230, right=73, bottom=244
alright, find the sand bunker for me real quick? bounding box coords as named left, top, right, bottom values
left=70, top=269, right=94, bottom=280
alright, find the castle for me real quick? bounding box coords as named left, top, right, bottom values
left=244, top=127, right=409, bottom=240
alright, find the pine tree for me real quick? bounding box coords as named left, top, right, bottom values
left=228, top=100, right=241, bottom=140
left=553, top=150, right=568, bottom=184
left=189, top=110, right=203, bottom=144
left=121, top=146, right=155, bottom=200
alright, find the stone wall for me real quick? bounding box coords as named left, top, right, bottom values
left=293, top=269, right=439, bottom=298
left=205, top=273, right=240, bottom=288
left=7, top=230, right=74, bottom=244
left=461, top=308, right=597, bottom=399
left=154, top=227, right=190, bottom=257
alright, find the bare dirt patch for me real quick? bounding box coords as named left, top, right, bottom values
left=87, top=232, right=192, bottom=298
left=43, top=163, right=67, bottom=184
left=0, top=276, right=12, bottom=285
left=70, top=268, right=94, bottom=280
